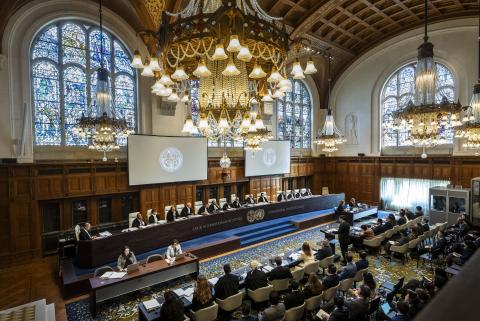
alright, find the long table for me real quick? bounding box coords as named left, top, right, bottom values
left=89, top=253, right=199, bottom=318
left=77, top=194, right=344, bottom=268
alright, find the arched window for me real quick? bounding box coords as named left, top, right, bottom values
left=381, top=62, right=455, bottom=148
left=31, top=21, right=137, bottom=146
left=277, top=79, right=312, bottom=148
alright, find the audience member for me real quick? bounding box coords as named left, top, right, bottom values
left=355, top=251, right=369, bottom=270
left=372, top=218, right=385, bottom=235
left=191, top=275, right=214, bottom=312
left=337, top=200, right=346, bottom=212
left=180, top=203, right=193, bottom=217
left=338, top=253, right=357, bottom=280
left=160, top=290, right=184, bottom=321
left=304, top=274, right=322, bottom=298
left=391, top=300, right=411, bottom=321
left=398, top=211, right=408, bottom=226
left=415, top=206, right=424, bottom=217
left=322, top=264, right=340, bottom=289
left=165, top=239, right=182, bottom=260
left=299, top=242, right=315, bottom=265
left=315, top=239, right=333, bottom=260
left=267, top=256, right=292, bottom=281
left=245, top=260, right=268, bottom=294
left=361, top=272, right=377, bottom=298
left=345, top=285, right=370, bottom=321
left=238, top=301, right=258, bottom=321
left=214, top=263, right=239, bottom=300
left=258, top=291, right=285, bottom=321
left=327, top=296, right=349, bottom=321
left=284, top=280, right=305, bottom=310
left=222, top=201, right=231, bottom=211
left=348, top=197, right=357, bottom=208
left=388, top=213, right=397, bottom=226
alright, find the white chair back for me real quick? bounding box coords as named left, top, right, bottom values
left=247, top=285, right=274, bottom=303
left=319, top=255, right=334, bottom=269
left=74, top=224, right=81, bottom=241
left=291, top=267, right=305, bottom=281
left=208, top=198, right=216, bottom=205
left=353, top=268, right=368, bottom=282
left=271, top=278, right=290, bottom=292
left=190, top=302, right=218, bottom=321
left=219, top=198, right=227, bottom=207
left=230, top=194, right=236, bottom=202
left=164, top=206, right=171, bottom=216
left=176, top=204, right=185, bottom=213
left=322, top=284, right=339, bottom=302
left=301, top=188, right=306, bottom=194
left=339, top=278, right=354, bottom=292
left=305, top=293, right=323, bottom=311
left=195, top=201, right=203, bottom=206
left=284, top=303, right=305, bottom=321
left=303, top=260, right=320, bottom=275
left=215, top=292, right=243, bottom=312
left=129, top=212, right=139, bottom=228
left=294, top=189, right=300, bottom=194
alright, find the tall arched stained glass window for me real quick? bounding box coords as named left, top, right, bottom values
left=277, top=79, right=312, bottom=148
left=31, top=21, right=137, bottom=146
left=381, top=62, right=455, bottom=148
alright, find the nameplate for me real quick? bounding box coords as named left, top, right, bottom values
left=191, top=217, right=243, bottom=232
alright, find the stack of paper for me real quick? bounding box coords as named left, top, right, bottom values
left=208, top=277, right=219, bottom=286
left=99, top=231, right=112, bottom=237
left=263, top=265, right=273, bottom=272
left=143, top=299, right=161, bottom=311
left=174, top=288, right=185, bottom=296
left=110, top=272, right=127, bottom=279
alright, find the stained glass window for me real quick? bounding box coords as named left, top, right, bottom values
left=32, top=21, right=137, bottom=146
left=277, top=79, right=312, bottom=148
left=381, top=63, right=456, bottom=148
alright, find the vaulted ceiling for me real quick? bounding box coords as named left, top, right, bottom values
left=0, top=0, right=478, bottom=104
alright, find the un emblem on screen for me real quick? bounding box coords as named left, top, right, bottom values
left=263, top=148, right=277, bottom=167
left=159, top=147, right=183, bottom=173
left=246, top=209, right=265, bottom=223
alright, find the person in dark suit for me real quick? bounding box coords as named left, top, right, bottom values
left=148, top=209, right=158, bottom=224
left=372, top=218, right=385, bottom=235
left=197, top=203, right=207, bottom=215
left=345, top=285, right=370, bottom=321
left=338, top=253, right=357, bottom=280
left=415, top=206, right=424, bottom=217
left=160, top=290, right=185, bottom=321
left=284, top=280, right=305, bottom=310
left=246, top=194, right=256, bottom=205
left=327, top=296, right=349, bottom=321
left=406, top=209, right=415, bottom=220
left=322, top=264, right=340, bottom=289
left=208, top=200, right=219, bottom=213
left=421, top=218, right=430, bottom=232
left=267, top=256, right=292, bottom=281
left=388, top=213, right=397, bottom=226
left=286, top=192, right=294, bottom=200
left=191, top=275, right=214, bottom=312
left=391, top=300, right=411, bottom=321
left=355, top=251, right=369, bottom=271
left=259, top=291, right=285, bottom=321
left=277, top=192, right=287, bottom=202
left=180, top=202, right=193, bottom=217
left=132, top=213, right=146, bottom=228
left=384, top=216, right=394, bottom=230
left=232, top=197, right=241, bottom=208
left=294, top=190, right=301, bottom=198
left=78, top=222, right=95, bottom=240
left=302, top=188, right=313, bottom=197
left=258, top=193, right=268, bottom=203
left=315, top=239, right=333, bottom=261
left=337, top=200, right=346, bottom=212
left=239, top=301, right=258, bottom=321
left=245, top=260, right=268, bottom=294
left=398, top=211, right=407, bottom=226
left=222, top=201, right=231, bottom=211
left=348, top=197, right=357, bottom=208
left=338, top=215, right=351, bottom=263
left=166, top=206, right=177, bottom=223
left=214, top=263, right=239, bottom=300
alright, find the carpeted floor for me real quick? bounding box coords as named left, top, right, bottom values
left=65, top=220, right=432, bottom=321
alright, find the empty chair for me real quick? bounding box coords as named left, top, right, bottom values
left=230, top=194, right=236, bottom=201
left=291, top=267, right=305, bottom=282
left=194, top=201, right=203, bottom=214
left=271, top=278, right=290, bottom=292
left=247, top=285, right=274, bottom=305
left=321, top=187, right=329, bottom=195
left=390, top=242, right=409, bottom=264
left=189, top=302, right=218, bottom=321
left=176, top=204, right=185, bottom=213
left=146, top=254, right=164, bottom=263
left=215, top=292, right=243, bottom=312
left=318, top=255, right=334, bottom=274
left=322, top=284, right=339, bottom=303
left=353, top=268, right=368, bottom=287
left=338, top=278, right=354, bottom=296
left=94, top=265, right=113, bottom=278
left=383, top=228, right=396, bottom=239
left=305, top=293, right=323, bottom=313
left=164, top=206, right=171, bottom=216
left=303, top=260, right=320, bottom=275
left=284, top=302, right=305, bottom=321
left=363, top=235, right=385, bottom=251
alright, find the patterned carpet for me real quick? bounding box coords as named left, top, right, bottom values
left=65, top=222, right=433, bottom=321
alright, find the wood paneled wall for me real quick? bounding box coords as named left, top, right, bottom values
left=312, top=156, right=480, bottom=206
left=0, top=157, right=314, bottom=267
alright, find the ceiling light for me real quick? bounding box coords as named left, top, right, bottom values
left=249, top=62, right=267, bottom=79
left=148, top=57, right=161, bottom=72
left=212, top=43, right=228, bottom=60
left=159, top=74, right=174, bottom=86
left=237, top=46, right=252, bottom=62
left=304, top=58, right=317, bottom=74
left=141, top=63, right=154, bottom=77
left=222, top=57, right=240, bottom=76
left=130, top=50, right=143, bottom=68
left=171, top=65, right=189, bottom=81
left=227, top=35, right=242, bottom=52
left=267, top=67, right=282, bottom=83
left=193, top=59, right=211, bottom=78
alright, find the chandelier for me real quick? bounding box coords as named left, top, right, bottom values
left=74, top=0, right=134, bottom=161
left=314, top=54, right=346, bottom=154
left=390, top=0, right=462, bottom=152
left=455, top=8, right=480, bottom=154
left=131, top=0, right=318, bottom=151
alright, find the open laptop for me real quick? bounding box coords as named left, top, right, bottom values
left=381, top=302, right=392, bottom=315
left=175, top=253, right=185, bottom=260
left=127, top=263, right=139, bottom=274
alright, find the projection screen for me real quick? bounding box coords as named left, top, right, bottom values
left=245, top=140, right=291, bottom=177
left=128, top=135, right=208, bottom=186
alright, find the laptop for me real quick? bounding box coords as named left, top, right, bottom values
left=381, top=302, right=392, bottom=315
left=175, top=253, right=185, bottom=260
left=127, top=263, right=139, bottom=274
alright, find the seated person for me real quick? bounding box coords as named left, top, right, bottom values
left=78, top=222, right=95, bottom=240
left=259, top=291, right=285, bottom=321
left=299, top=242, right=315, bottom=265
left=360, top=224, right=374, bottom=239
left=405, top=289, right=422, bottom=319
left=166, top=205, right=177, bottom=223
left=245, top=260, right=268, bottom=293
left=239, top=301, right=258, bottom=321
left=208, top=200, right=220, bottom=213
left=421, top=218, right=430, bottom=232
left=384, top=232, right=413, bottom=254
left=384, top=216, right=394, bottom=230
left=284, top=280, right=305, bottom=310
left=355, top=251, right=369, bottom=271
left=415, top=206, right=424, bottom=217
left=286, top=192, right=294, bottom=200
left=302, top=188, right=313, bottom=197
left=447, top=240, right=477, bottom=266
left=245, top=194, right=256, bottom=205
left=117, top=245, right=137, bottom=271
left=222, top=201, right=231, bottom=211
left=267, top=256, right=292, bottom=281
left=258, top=192, right=268, bottom=203
left=153, top=208, right=161, bottom=221
left=304, top=273, right=322, bottom=299
left=148, top=209, right=158, bottom=224
left=277, top=191, right=287, bottom=202
left=160, top=290, right=184, bottom=321
left=191, top=275, right=214, bottom=312
left=132, top=213, right=146, bottom=228
left=180, top=202, right=193, bottom=217
left=372, top=218, right=385, bottom=235
left=338, top=253, right=357, bottom=280
left=406, top=209, right=416, bottom=220
left=391, top=300, right=411, bottom=321
left=325, top=296, right=349, bottom=321
left=214, top=263, right=239, bottom=300
left=388, top=213, right=397, bottom=226
left=345, top=285, right=370, bottom=321
left=294, top=190, right=301, bottom=198
left=232, top=197, right=241, bottom=208
left=351, top=272, right=376, bottom=299
left=197, top=202, right=207, bottom=215
left=348, top=197, right=357, bottom=208
left=165, top=239, right=182, bottom=260
left=315, top=239, right=333, bottom=261
left=322, top=264, right=340, bottom=289
left=397, top=210, right=408, bottom=225
left=336, top=200, right=345, bottom=212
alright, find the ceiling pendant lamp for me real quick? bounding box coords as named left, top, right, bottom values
left=237, top=46, right=252, bottom=62
left=304, top=58, right=317, bottom=75
left=249, top=62, right=267, bottom=79
left=267, top=67, right=282, bottom=83
left=148, top=57, right=161, bottom=72
left=141, top=61, right=154, bottom=77
left=130, top=49, right=143, bottom=68
left=227, top=35, right=242, bottom=52
left=193, top=59, right=211, bottom=78
left=171, top=65, right=189, bottom=81
left=212, top=43, right=228, bottom=60
left=222, top=57, right=241, bottom=76
left=167, top=89, right=180, bottom=102
left=291, top=59, right=303, bottom=75
left=159, top=74, right=174, bottom=86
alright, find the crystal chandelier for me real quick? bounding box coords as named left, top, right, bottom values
left=74, top=0, right=134, bottom=161
left=391, top=0, right=462, bottom=153
left=131, top=0, right=319, bottom=150
left=455, top=8, right=480, bottom=154
left=314, top=54, right=346, bottom=154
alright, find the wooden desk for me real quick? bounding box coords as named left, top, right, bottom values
left=78, top=194, right=344, bottom=268
left=89, top=254, right=199, bottom=318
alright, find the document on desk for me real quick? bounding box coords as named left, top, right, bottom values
left=143, top=299, right=161, bottom=311
left=109, top=272, right=127, bottom=279
left=101, top=271, right=114, bottom=278
left=263, top=265, right=273, bottom=272
left=98, top=231, right=112, bottom=237
left=174, top=288, right=185, bottom=296
left=208, top=277, right=219, bottom=286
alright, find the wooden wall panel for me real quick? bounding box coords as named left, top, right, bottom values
left=66, top=175, right=92, bottom=196
left=35, top=176, right=63, bottom=199
left=94, top=174, right=117, bottom=194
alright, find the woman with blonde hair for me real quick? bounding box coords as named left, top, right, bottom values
left=191, top=274, right=213, bottom=312
left=299, top=242, right=315, bottom=265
